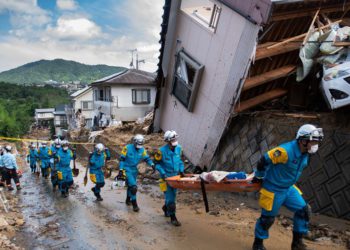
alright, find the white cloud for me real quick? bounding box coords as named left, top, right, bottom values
left=0, top=0, right=163, bottom=73
left=116, top=0, right=163, bottom=41
left=0, top=0, right=51, bottom=38
left=46, top=17, right=102, bottom=40
left=0, top=37, right=158, bottom=74
left=56, top=0, right=77, bottom=11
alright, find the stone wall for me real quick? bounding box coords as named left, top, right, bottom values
left=211, top=112, right=350, bottom=220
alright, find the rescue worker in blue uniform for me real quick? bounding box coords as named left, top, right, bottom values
left=2, top=145, right=22, bottom=190
left=50, top=138, right=61, bottom=190
left=154, top=130, right=185, bottom=227
left=0, top=146, right=5, bottom=187
left=27, top=144, right=38, bottom=173
left=89, top=143, right=110, bottom=201
left=252, top=124, right=324, bottom=250
left=117, top=134, right=154, bottom=212
left=56, top=141, right=75, bottom=198
left=38, top=142, right=52, bottom=178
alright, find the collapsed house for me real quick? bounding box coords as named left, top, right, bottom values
left=154, top=0, right=350, bottom=220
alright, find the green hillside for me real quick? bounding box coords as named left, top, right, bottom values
left=0, top=59, right=126, bottom=84
left=0, top=82, right=69, bottom=137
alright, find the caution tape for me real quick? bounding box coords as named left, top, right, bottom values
left=0, top=136, right=96, bottom=145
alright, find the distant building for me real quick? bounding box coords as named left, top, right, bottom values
left=53, top=104, right=68, bottom=136
left=67, top=86, right=94, bottom=129
left=35, top=108, right=55, bottom=127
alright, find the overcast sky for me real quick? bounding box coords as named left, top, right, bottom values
left=0, top=0, right=163, bottom=73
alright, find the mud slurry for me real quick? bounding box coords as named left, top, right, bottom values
left=14, top=160, right=348, bottom=250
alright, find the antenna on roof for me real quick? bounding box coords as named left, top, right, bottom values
left=128, top=49, right=137, bottom=69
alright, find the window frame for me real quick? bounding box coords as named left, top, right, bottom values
left=81, top=101, right=93, bottom=111
left=132, top=89, right=151, bottom=105
left=171, top=49, right=204, bottom=112
left=180, top=1, right=221, bottom=33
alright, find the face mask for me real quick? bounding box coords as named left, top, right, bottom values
left=135, top=145, right=143, bottom=149
left=308, top=144, right=318, bottom=154
left=56, top=145, right=61, bottom=148
left=43, top=145, right=47, bottom=148
left=63, top=147, right=68, bottom=151
left=171, top=141, right=178, bottom=147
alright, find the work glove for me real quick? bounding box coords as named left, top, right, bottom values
left=179, top=172, right=185, bottom=178
left=252, top=176, right=263, bottom=184
left=117, top=169, right=126, bottom=181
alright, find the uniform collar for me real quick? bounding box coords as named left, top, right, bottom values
left=292, top=140, right=302, bottom=158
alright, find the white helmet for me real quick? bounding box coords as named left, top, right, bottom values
left=5, top=145, right=12, bottom=152
left=133, top=134, right=145, bottom=146
left=296, top=124, right=324, bottom=141
left=61, top=140, right=69, bottom=147
left=95, top=143, right=105, bottom=152
left=164, top=130, right=179, bottom=142
left=54, top=138, right=61, bottom=145
left=30, top=143, right=36, bottom=148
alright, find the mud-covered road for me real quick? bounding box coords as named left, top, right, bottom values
left=11, top=158, right=348, bottom=250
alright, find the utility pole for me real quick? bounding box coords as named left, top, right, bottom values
left=136, top=52, right=145, bottom=70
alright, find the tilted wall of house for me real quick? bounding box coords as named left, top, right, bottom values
left=211, top=112, right=350, bottom=220
left=158, top=2, right=260, bottom=166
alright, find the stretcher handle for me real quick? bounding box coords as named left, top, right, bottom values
left=200, top=177, right=209, bottom=213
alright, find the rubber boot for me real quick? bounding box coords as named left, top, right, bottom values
left=162, top=205, right=169, bottom=217
left=96, top=193, right=103, bottom=202
left=291, top=232, right=308, bottom=250
left=170, top=215, right=181, bottom=227
left=252, top=238, right=266, bottom=250
left=8, top=186, right=14, bottom=191
left=91, top=187, right=97, bottom=197
left=16, top=185, right=22, bottom=190
left=132, top=200, right=140, bottom=212
left=125, top=196, right=131, bottom=206
left=61, top=191, right=68, bottom=198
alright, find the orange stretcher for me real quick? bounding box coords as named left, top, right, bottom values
left=166, top=175, right=261, bottom=192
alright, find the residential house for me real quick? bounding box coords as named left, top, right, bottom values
left=35, top=108, right=55, bottom=127
left=91, top=69, right=156, bottom=126
left=68, top=86, right=94, bottom=129
left=153, top=0, right=271, bottom=167
left=53, top=104, right=68, bottom=137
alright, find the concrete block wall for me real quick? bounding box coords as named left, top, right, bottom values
left=211, top=112, right=350, bottom=220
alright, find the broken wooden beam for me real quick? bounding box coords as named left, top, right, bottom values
left=256, top=42, right=301, bottom=60
left=271, top=112, right=320, bottom=119
left=235, top=88, right=288, bottom=112
left=243, top=65, right=296, bottom=91
left=272, top=3, right=350, bottom=21
left=266, top=20, right=341, bottom=50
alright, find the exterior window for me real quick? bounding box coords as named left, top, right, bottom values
left=132, top=89, right=151, bottom=104
left=181, top=0, right=221, bottom=32
left=81, top=101, right=93, bottom=110
left=94, top=87, right=112, bottom=102
left=171, top=50, right=204, bottom=112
